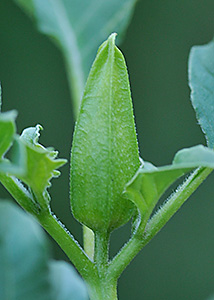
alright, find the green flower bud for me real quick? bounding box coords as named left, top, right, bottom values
left=70, top=33, right=140, bottom=233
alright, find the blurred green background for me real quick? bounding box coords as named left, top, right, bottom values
left=0, top=0, right=214, bottom=299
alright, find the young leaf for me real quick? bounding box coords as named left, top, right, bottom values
left=14, top=0, right=138, bottom=114
left=70, top=33, right=140, bottom=233
left=124, top=145, right=214, bottom=228
left=18, top=125, right=67, bottom=209
left=189, top=39, right=214, bottom=148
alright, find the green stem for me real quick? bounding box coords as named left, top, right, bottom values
left=108, top=167, right=213, bottom=280
left=0, top=173, right=39, bottom=214
left=65, top=54, right=84, bottom=118
left=86, top=232, right=118, bottom=300
left=143, top=167, right=213, bottom=245
left=86, top=277, right=118, bottom=300
left=86, top=230, right=118, bottom=300
left=94, top=231, right=109, bottom=275
left=37, top=211, right=97, bottom=281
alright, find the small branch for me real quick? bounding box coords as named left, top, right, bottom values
left=37, top=211, right=97, bottom=280
left=108, top=167, right=213, bottom=280
left=142, top=167, right=213, bottom=246
left=0, top=174, right=39, bottom=214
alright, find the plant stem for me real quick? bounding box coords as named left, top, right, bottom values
left=64, top=54, right=84, bottom=118
left=108, top=167, right=213, bottom=280
left=94, top=231, right=109, bottom=274
left=37, top=211, right=97, bottom=281
left=86, top=230, right=118, bottom=300
left=143, top=167, right=213, bottom=245
left=86, top=277, right=118, bottom=300
left=0, top=173, right=39, bottom=214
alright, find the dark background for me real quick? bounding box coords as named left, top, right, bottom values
left=0, top=1, right=214, bottom=299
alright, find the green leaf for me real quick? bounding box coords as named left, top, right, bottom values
left=124, top=145, right=214, bottom=227
left=49, top=261, right=89, bottom=300
left=0, top=201, right=89, bottom=300
left=0, top=136, right=26, bottom=176
left=0, top=111, right=17, bottom=160
left=18, top=125, right=67, bottom=209
left=0, top=86, right=16, bottom=159
left=14, top=0, right=138, bottom=114
left=189, top=39, right=214, bottom=148
left=0, top=89, right=25, bottom=175
left=0, top=200, right=52, bottom=300
left=70, top=33, right=140, bottom=232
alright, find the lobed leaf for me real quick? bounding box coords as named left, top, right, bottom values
left=189, top=39, right=214, bottom=148
left=70, top=33, right=140, bottom=232
left=0, top=200, right=89, bottom=300
left=124, top=145, right=214, bottom=227
left=14, top=0, right=138, bottom=113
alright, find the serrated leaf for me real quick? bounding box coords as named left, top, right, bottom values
left=18, top=125, right=66, bottom=208
left=14, top=0, right=138, bottom=113
left=49, top=261, right=89, bottom=300
left=0, top=200, right=53, bottom=300
left=70, top=33, right=140, bottom=232
left=124, top=145, right=214, bottom=225
left=189, top=39, right=214, bottom=148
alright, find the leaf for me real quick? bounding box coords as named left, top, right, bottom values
left=70, top=33, right=140, bottom=232
left=0, top=200, right=52, bottom=300
left=14, top=0, right=138, bottom=113
left=0, top=85, right=17, bottom=160
left=0, top=111, right=17, bottom=160
left=0, top=200, right=89, bottom=300
left=49, top=261, right=89, bottom=300
left=0, top=88, right=25, bottom=175
left=0, top=136, right=26, bottom=176
left=189, top=39, right=214, bottom=148
left=18, top=124, right=67, bottom=209
left=124, top=145, right=214, bottom=225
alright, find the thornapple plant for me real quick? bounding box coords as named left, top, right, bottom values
left=0, top=33, right=214, bottom=299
